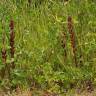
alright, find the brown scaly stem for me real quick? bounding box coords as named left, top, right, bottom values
left=1, top=32, right=6, bottom=78
left=67, top=16, right=77, bottom=67
left=0, top=20, right=7, bottom=78
left=9, top=19, right=15, bottom=69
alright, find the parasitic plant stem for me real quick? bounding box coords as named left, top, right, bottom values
left=68, top=16, right=77, bottom=67
left=0, top=20, right=7, bottom=78
left=9, top=19, right=15, bottom=69
left=1, top=31, right=7, bottom=78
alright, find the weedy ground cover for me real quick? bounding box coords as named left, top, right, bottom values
left=0, top=0, right=96, bottom=95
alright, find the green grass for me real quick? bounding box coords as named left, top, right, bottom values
left=0, top=0, right=96, bottom=95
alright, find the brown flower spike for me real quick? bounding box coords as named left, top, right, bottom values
left=68, top=16, right=77, bottom=67
left=9, top=19, right=15, bottom=69
left=1, top=30, right=7, bottom=78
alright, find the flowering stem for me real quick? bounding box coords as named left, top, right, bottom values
left=68, top=16, right=77, bottom=67
left=9, top=19, right=15, bottom=69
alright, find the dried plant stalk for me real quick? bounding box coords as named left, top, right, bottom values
left=68, top=16, right=77, bottom=67
left=9, top=19, right=15, bottom=69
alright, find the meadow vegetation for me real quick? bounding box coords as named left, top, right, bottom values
left=0, top=0, right=96, bottom=95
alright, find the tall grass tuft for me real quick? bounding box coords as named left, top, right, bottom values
left=9, top=19, right=15, bottom=69
left=68, top=16, right=77, bottom=67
